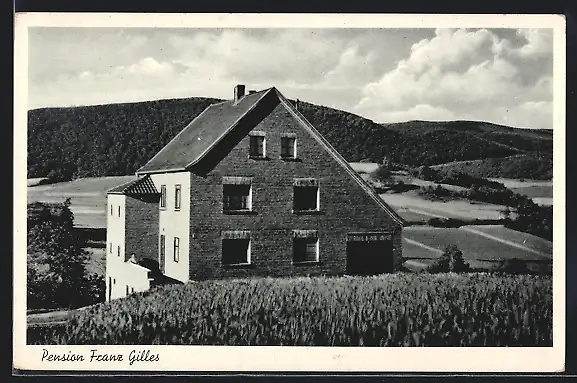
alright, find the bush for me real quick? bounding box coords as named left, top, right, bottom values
left=427, top=217, right=465, bottom=227
left=372, top=163, right=392, bottom=182
left=418, top=185, right=455, bottom=201
left=496, top=259, right=531, bottom=275
left=27, top=274, right=552, bottom=346
left=428, top=245, right=470, bottom=273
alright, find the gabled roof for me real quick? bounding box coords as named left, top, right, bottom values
left=135, top=86, right=406, bottom=226
left=107, top=175, right=159, bottom=195
left=272, top=90, right=407, bottom=226
left=136, top=88, right=273, bottom=174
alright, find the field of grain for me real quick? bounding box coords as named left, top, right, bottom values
left=27, top=274, right=552, bottom=346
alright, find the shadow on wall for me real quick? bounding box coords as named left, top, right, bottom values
left=138, top=258, right=184, bottom=287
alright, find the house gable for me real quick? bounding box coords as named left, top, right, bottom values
left=184, top=89, right=405, bottom=280
left=184, top=87, right=405, bottom=227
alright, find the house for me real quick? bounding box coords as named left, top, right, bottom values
left=105, top=85, right=406, bottom=301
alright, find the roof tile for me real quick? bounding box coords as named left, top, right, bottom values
left=107, top=175, right=159, bottom=195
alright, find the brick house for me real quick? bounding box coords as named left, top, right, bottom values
left=105, top=85, right=406, bottom=301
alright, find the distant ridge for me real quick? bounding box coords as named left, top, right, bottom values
left=27, top=96, right=553, bottom=181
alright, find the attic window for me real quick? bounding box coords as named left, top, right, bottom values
left=249, top=131, right=266, bottom=158
left=281, top=133, right=297, bottom=159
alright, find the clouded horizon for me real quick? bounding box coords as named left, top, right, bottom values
left=28, top=27, right=553, bottom=129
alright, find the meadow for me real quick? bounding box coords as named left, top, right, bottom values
left=27, top=176, right=136, bottom=228
left=27, top=273, right=553, bottom=346
left=403, top=226, right=551, bottom=262
left=26, top=172, right=553, bottom=276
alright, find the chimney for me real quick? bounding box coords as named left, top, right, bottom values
left=248, top=90, right=256, bottom=95
left=234, top=84, right=245, bottom=102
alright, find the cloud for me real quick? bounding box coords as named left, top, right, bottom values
left=355, top=28, right=553, bottom=129
left=28, top=28, right=553, bottom=129
left=513, top=29, right=553, bottom=58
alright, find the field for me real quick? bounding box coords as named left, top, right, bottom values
left=349, top=162, right=380, bottom=174
left=381, top=192, right=508, bottom=222
left=490, top=178, right=553, bottom=206
left=27, top=176, right=136, bottom=228
left=401, top=226, right=551, bottom=273
left=27, top=171, right=553, bottom=275
left=27, top=273, right=553, bottom=346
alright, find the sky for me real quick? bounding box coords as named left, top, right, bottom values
left=28, top=27, right=554, bottom=129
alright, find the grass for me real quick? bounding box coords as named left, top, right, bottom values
left=403, top=226, right=551, bottom=262
left=464, top=225, right=553, bottom=255
left=27, top=273, right=553, bottom=346
left=27, top=175, right=136, bottom=228
left=348, top=162, right=379, bottom=174
left=85, top=247, right=106, bottom=276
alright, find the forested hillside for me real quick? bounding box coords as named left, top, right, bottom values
left=27, top=97, right=553, bottom=181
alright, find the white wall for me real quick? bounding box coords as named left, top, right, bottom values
left=150, top=172, right=191, bottom=283
left=108, top=262, right=151, bottom=300
left=106, top=194, right=153, bottom=300
left=105, top=194, right=126, bottom=301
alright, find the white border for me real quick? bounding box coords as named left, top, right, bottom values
left=14, top=13, right=566, bottom=373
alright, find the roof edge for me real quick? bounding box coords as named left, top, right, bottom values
left=185, top=87, right=275, bottom=169
left=275, top=89, right=407, bottom=227
left=135, top=103, right=217, bottom=174
left=106, top=176, right=141, bottom=194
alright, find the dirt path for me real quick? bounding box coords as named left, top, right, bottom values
left=403, top=237, right=444, bottom=255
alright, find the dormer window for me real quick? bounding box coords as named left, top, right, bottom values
left=249, top=131, right=266, bottom=159
left=281, top=133, right=297, bottom=159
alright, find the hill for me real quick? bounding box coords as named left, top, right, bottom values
left=430, top=154, right=553, bottom=180
left=27, top=97, right=553, bottom=181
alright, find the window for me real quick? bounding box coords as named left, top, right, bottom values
left=174, top=184, right=181, bottom=210
left=173, top=237, right=180, bottom=262
left=118, top=206, right=121, bottom=217
left=160, top=185, right=167, bottom=209
left=223, top=185, right=251, bottom=211
left=222, top=177, right=252, bottom=212
left=293, top=230, right=319, bottom=263
left=109, top=242, right=113, bottom=254
left=117, top=245, right=121, bottom=257
left=222, top=231, right=251, bottom=265
left=281, top=135, right=297, bottom=159
left=160, top=234, right=166, bottom=261
left=249, top=132, right=266, bottom=158
left=293, top=179, right=319, bottom=212
left=110, top=204, right=113, bottom=216
left=131, top=287, right=135, bottom=294
left=126, top=285, right=129, bottom=296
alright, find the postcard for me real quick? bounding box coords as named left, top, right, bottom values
left=14, top=13, right=566, bottom=373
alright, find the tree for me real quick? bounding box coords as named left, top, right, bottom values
left=27, top=200, right=105, bottom=309
left=428, top=245, right=470, bottom=273
left=372, top=163, right=392, bottom=183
